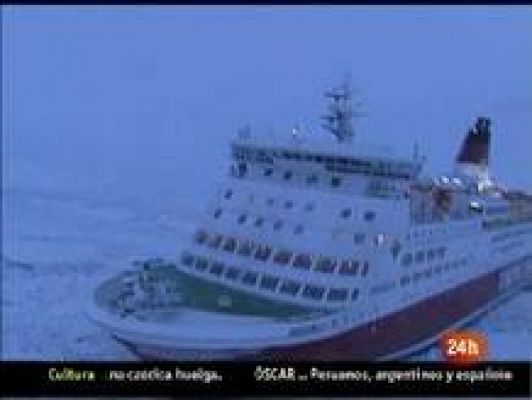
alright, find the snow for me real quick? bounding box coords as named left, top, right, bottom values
left=2, top=183, right=531, bottom=360
left=1, top=172, right=202, bottom=360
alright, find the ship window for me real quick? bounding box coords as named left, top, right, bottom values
left=435, top=265, right=443, bottom=274
left=400, top=275, right=410, bottom=286
left=401, top=253, right=413, bottom=266
left=315, top=257, right=337, bottom=273
left=437, top=247, right=446, bottom=258
left=237, top=162, right=248, bottom=177
left=279, top=280, right=301, bottom=296
left=241, top=271, right=259, bottom=286
left=237, top=214, right=248, bottom=224
left=351, top=288, right=359, bottom=301
left=207, top=234, right=223, bottom=249
left=294, top=225, right=304, bottom=235
left=340, top=208, right=352, bottom=219
left=273, top=220, right=283, bottom=230
left=339, top=260, right=358, bottom=275
left=254, top=217, right=264, bottom=227
left=193, top=230, right=208, bottom=245
left=266, top=198, right=275, bottom=206
left=224, top=189, right=233, bottom=199
left=331, top=176, right=342, bottom=187
left=424, top=268, right=432, bottom=278
left=264, top=168, right=274, bottom=176
left=415, top=251, right=425, bottom=263
left=283, top=171, right=293, bottom=180
left=237, top=240, right=255, bottom=256
left=293, top=254, right=312, bottom=269
left=222, top=237, right=237, bottom=252
left=306, top=174, right=318, bottom=185
left=327, top=288, right=348, bottom=302
left=304, top=202, right=315, bottom=212
left=273, top=250, right=293, bottom=266
left=284, top=200, right=294, bottom=209
left=209, top=262, right=225, bottom=276
left=413, top=272, right=422, bottom=282
left=304, top=154, right=314, bottom=162
left=338, top=157, right=349, bottom=165
left=444, top=263, right=451, bottom=271
left=225, top=267, right=241, bottom=280
left=254, top=245, right=272, bottom=261
left=214, top=208, right=223, bottom=219
left=259, top=275, right=280, bottom=291
left=360, top=261, right=369, bottom=276
left=302, top=285, right=325, bottom=300
left=181, top=251, right=194, bottom=267
left=315, top=155, right=323, bottom=163
left=194, top=258, right=209, bottom=272
left=364, top=211, right=376, bottom=222
left=427, top=249, right=436, bottom=261
left=353, top=233, right=365, bottom=244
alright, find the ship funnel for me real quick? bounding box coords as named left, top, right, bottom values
left=454, top=117, right=492, bottom=186
left=456, top=117, right=491, bottom=166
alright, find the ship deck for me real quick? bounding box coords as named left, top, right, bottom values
left=94, top=267, right=331, bottom=324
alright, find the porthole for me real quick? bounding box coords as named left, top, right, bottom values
left=293, top=254, right=312, bottom=269
left=225, top=267, right=241, bottom=280
left=180, top=251, right=194, bottom=267
left=339, top=260, right=358, bottom=275
left=209, top=262, right=225, bottom=276
left=327, top=288, right=348, bottom=302
left=279, top=280, right=300, bottom=296
left=331, top=176, right=342, bottom=187
left=341, top=208, right=352, bottom=219
left=241, top=271, right=259, bottom=285
left=302, top=285, right=325, bottom=300
left=364, top=211, right=376, bottom=221
left=259, top=275, right=280, bottom=291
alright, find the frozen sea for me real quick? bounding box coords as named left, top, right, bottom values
left=1, top=170, right=531, bottom=361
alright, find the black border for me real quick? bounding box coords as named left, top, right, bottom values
left=1, top=361, right=530, bottom=397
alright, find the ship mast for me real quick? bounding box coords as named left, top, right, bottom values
left=321, top=75, right=358, bottom=143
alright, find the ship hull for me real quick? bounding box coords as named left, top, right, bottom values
left=118, top=257, right=531, bottom=361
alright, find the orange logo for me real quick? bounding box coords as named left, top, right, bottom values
left=439, top=330, right=488, bottom=364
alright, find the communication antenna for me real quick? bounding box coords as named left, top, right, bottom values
left=321, top=74, right=366, bottom=143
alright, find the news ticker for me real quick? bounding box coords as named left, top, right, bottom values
left=1, top=361, right=530, bottom=397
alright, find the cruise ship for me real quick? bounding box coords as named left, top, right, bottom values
left=88, top=79, right=532, bottom=360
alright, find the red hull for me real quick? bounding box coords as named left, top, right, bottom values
left=254, top=272, right=500, bottom=361
left=121, top=257, right=530, bottom=361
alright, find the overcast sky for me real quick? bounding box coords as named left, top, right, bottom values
left=3, top=6, right=531, bottom=203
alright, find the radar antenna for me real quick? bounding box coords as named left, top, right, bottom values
left=321, top=74, right=364, bottom=143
